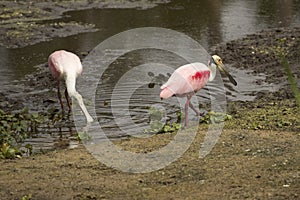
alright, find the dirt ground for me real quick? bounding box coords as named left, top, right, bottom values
left=0, top=1, right=299, bottom=200
left=0, top=129, right=299, bottom=200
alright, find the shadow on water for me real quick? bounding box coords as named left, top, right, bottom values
left=24, top=122, right=78, bottom=153
left=1, top=0, right=300, bottom=151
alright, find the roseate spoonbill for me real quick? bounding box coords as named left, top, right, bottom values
left=160, top=55, right=237, bottom=126
left=48, top=50, right=93, bottom=123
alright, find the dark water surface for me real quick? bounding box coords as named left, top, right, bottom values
left=1, top=0, right=300, bottom=84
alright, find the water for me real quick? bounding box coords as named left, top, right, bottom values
left=1, top=0, right=300, bottom=150
left=1, top=0, right=300, bottom=84
left=77, top=46, right=281, bottom=140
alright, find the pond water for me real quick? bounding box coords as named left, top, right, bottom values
left=1, top=0, right=300, bottom=151
left=1, top=0, right=300, bottom=84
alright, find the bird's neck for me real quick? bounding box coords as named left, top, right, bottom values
left=65, top=73, right=77, bottom=95
left=208, top=62, right=217, bottom=81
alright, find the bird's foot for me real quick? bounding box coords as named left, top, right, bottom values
left=195, top=111, right=206, bottom=117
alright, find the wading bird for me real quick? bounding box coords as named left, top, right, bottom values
left=160, top=55, right=237, bottom=126
left=48, top=50, right=93, bottom=123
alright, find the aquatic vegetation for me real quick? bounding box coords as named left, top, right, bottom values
left=162, top=122, right=182, bottom=133
left=0, top=108, right=45, bottom=159
left=76, top=131, right=92, bottom=142
left=280, top=55, right=300, bottom=107
left=249, top=36, right=300, bottom=107
left=146, top=100, right=298, bottom=133
left=0, top=142, right=21, bottom=159
left=21, top=194, right=32, bottom=200
left=227, top=100, right=299, bottom=131
left=145, top=108, right=182, bottom=133
left=276, top=37, right=300, bottom=107
left=145, top=107, right=232, bottom=133
left=199, top=111, right=232, bottom=124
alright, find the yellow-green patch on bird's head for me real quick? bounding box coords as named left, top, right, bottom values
left=212, top=55, right=223, bottom=69
left=212, top=54, right=237, bottom=86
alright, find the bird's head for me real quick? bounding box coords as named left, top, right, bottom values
left=212, top=55, right=223, bottom=67
left=211, top=55, right=237, bottom=86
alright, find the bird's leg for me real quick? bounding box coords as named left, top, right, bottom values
left=189, top=102, right=203, bottom=116
left=57, top=80, right=64, bottom=113
left=65, top=88, right=72, bottom=114
left=185, top=95, right=192, bottom=126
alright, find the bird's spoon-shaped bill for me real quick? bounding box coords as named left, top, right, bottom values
left=218, top=63, right=237, bottom=86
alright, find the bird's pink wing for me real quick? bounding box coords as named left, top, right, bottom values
left=160, top=63, right=210, bottom=99
left=48, top=50, right=82, bottom=79
left=48, top=53, right=63, bottom=79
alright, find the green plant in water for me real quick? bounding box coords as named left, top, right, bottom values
left=249, top=36, right=300, bottom=107
left=146, top=107, right=165, bottom=133
left=0, top=143, right=21, bottom=159
left=199, top=111, right=232, bottom=124
left=76, top=131, right=92, bottom=142
left=21, top=194, right=32, bottom=200
left=162, top=111, right=183, bottom=132
left=144, top=107, right=182, bottom=133
left=276, top=38, right=300, bottom=107
left=162, top=122, right=181, bottom=132
left=0, top=108, right=46, bottom=159
left=145, top=106, right=233, bottom=133
left=280, top=55, right=300, bottom=106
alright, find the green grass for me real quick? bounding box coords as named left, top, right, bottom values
left=280, top=55, right=300, bottom=107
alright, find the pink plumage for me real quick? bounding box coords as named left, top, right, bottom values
left=160, top=62, right=211, bottom=127
left=160, top=54, right=238, bottom=127
left=48, top=50, right=93, bottom=123
left=160, top=62, right=210, bottom=99
left=48, top=50, right=82, bottom=80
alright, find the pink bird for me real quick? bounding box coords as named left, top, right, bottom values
left=48, top=50, right=93, bottom=123
left=160, top=55, right=237, bottom=126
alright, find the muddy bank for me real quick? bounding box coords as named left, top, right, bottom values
left=212, top=27, right=300, bottom=85
left=0, top=0, right=170, bottom=48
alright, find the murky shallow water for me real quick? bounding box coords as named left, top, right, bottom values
left=26, top=46, right=282, bottom=152
left=1, top=0, right=300, bottom=84
left=1, top=0, right=300, bottom=151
